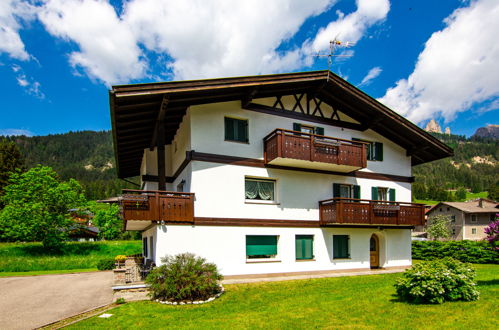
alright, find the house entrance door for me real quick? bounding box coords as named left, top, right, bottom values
left=370, top=234, right=379, bottom=269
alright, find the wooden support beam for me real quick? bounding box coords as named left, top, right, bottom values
left=150, top=95, right=169, bottom=151
left=157, top=119, right=166, bottom=190
left=406, top=145, right=429, bottom=157
left=241, top=88, right=258, bottom=108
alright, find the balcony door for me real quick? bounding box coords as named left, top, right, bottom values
left=370, top=234, right=380, bottom=268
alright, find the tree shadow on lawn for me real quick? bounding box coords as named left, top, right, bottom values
left=476, top=279, right=499, bottom=287
left=18, top=243, right=100, bottom=256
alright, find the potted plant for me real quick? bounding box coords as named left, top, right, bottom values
left=115, top=255, right=127, bottom=268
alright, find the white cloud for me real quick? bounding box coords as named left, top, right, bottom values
left=38, top=0, right=147, bottom=85
left=0, top=128, right=33, bottom=136
left=379, top=0, right=499, bottom=124
left=0, top=0, right=36, bottom=60
left=7, top=0, right=390, bottom=84
left=123, top=0, right=333, bottom=79
left=11, top=64, right=45, bottom=99
left=304, top=0, right=390, bottom=55
left=359, top=66, right=382, bottom=86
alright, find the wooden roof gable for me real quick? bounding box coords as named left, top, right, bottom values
left=110, top=70, right=453, bottom=178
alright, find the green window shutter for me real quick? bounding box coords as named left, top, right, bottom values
left=246, top=236, right=277, bottom=256
left=224, top=117, right=234, bottom=140
left=293, top=123, right=301, bottom=132
left=237, top=119, right=248, bottom=142
left=333, top=235, right=349, bottom=259
left=333, top=183, right=341, bottom=198
left=375, top=142, right=383, bottom=161
left=315, top=127, right=324, bottom=136
left=372, top=186, right=378, bottom=200
left=389, top=188, right=396, bottom=201
left=296, top=235, right=313, bottom=260
left=353, top=185, right=361, bottom=199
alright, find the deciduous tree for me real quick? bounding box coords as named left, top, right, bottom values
left=0, top=166, right=86, bottom=250
left=426, top=214, right=452, bottom=240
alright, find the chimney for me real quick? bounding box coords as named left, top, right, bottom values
left=478, top=199, right=484, bottom=208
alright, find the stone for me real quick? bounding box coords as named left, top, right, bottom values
left=424, top=119, right=442, bottom=133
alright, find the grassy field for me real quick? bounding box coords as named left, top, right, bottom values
left=415, top=191, right=489, bottom=205
left=70, top=264, right=498, bottom=329
left=0, top=241, right=141, bottom=273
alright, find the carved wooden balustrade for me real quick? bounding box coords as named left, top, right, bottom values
left=121, top=189, right=194, bottom=223
left=264, top=129, right=367, bottom=171
left=319, top=198, right=425, bottom=226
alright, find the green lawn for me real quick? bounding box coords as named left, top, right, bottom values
left=0, top=240, right=141, bottom=273
left=415, top=191, right=489, bottom=205
left=69, top=264, right=498, bottom=329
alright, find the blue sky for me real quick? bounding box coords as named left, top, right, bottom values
left=1, top=0, right=497, bottom=137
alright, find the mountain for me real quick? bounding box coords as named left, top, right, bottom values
left=413, top=132, right=498, bottom=201
left=4, top=131, right=136, bottom=200
left=472, top=124, right=499, bottom=139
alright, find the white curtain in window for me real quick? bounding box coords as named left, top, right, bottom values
left=245, top=180, right=274, bottom=200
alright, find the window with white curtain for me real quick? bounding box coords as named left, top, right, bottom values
left=245, top=178, right=275, bottom=201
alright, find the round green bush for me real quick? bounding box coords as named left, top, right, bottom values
left=145, top=253, right=223, bottom=302
left=97, top=258, right=115, bottom=270
left=395, top=258, right=479, bottom=304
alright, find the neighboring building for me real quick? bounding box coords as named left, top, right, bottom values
left=110, top=70, right=452, bottom=276
left=426, top=198, right=498, bottom=241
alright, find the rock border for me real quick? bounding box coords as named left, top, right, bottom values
left=155, top=285, right=224, bottom=305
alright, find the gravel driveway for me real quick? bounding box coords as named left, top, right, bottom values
left=0, top=271, right=113, bottom=330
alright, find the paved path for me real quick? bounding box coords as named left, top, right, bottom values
left=0, top=271, right=113, bottom=330
left=222, top=267, right=408, bottom=284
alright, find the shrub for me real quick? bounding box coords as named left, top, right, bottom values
left=395, top=258, right=479, bottom=304
left=412, top=240, right=498, bottom=264
left=97, top=258, right=116, bottom=270
left=145, top=253, right=223, bottom=302
left=116, top=297, right=126, bottom=304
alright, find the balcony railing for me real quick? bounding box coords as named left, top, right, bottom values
left=319, top=198, right=425, bottom=226
left=121, top=189, right=194, bottom=223
left=263, top=129, right=367, bottom=172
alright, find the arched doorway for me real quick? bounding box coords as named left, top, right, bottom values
left=370, top=234, right=380, bottom=269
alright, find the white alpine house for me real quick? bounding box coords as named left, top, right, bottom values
left=110, top=71, right=452, bottom=276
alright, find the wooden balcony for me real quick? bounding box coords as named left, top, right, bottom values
left=264, top=129, right=367, bottom=172
left=319, top=198, right=425, bottom=226
left=121, top=189, right=194, bottom=224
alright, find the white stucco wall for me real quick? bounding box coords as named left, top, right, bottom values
left=189, top=100, right=412, bottom=176
left=148, top=225, right=411, bottom=276
left=190, top=161, right=411, bottom=220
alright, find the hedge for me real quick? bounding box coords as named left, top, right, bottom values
left=412, top=240, right=498, bottom=264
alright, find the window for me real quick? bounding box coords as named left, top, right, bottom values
left=452, top=228, right=456, bottom=235
left=296, top=235, right=314, bottom=260
left=333, top=235, right=350, bottom=259
left=352, top=138, right=383, bottom=161
left=245, top=178, right=275, bottom=201
left=471, top=228, right=477, bottom=235
left=149, top=236, right=154, bottom=261
left=372, top=187, right=395, bottom=201
left=447, top=207, right=450, bottom=211
left=246, top=235, right=278, bottom=259
left=142, top=237, right=148, bottom=258
left=293, top=123, right=324, bottom=136
left=225, top=117, right=248, bottom=143
left=333, top=183, right=360, bottom=199
left=471, top=214, right=477, bottom=222
left=491, top=214, right=496, bottom=222
left=451, top=215, right=456, bottom=223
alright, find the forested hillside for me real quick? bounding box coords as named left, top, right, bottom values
left=4, top=131, right=136, bottom=200
left=413, top=133, right=498, bottom=201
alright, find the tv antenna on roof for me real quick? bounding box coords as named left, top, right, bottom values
left=313, top=38, right=355, bottom=80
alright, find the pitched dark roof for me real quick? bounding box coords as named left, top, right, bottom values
left=110, top=70, right=453, bottom=178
